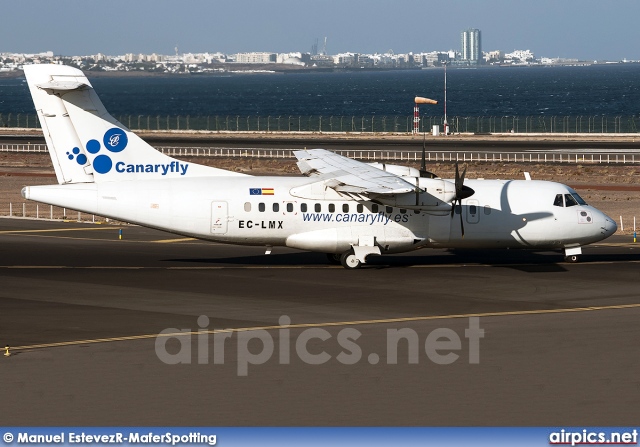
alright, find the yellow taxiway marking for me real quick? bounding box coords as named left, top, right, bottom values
left=152, top=238, right=197, bottom=243
left=0, top=233, right=207, bottom=245
left=9, top=302, right=640, bottom=353
left=594, top=242, right=638, bottom=247
left=0, top=227, right=122, bottom=234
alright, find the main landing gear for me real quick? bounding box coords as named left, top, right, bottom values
left=328, top=241, right=382, bottom=269
left=326, top=251, right=364, bottom=269
left=340, top=250, right=362, bottom=269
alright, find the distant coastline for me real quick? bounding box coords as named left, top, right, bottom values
left=3, top=60, right=640, bottom=79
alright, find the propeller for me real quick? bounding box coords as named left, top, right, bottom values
left=415, top=132, right=436, bottom=206
left=419, top=133, right=436, bottom=179
left=450, top=162, right=475, bottom=238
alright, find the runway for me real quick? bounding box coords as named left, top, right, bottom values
left=1, top=218, right=639, bottom=425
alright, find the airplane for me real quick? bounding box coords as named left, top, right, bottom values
left=21, top=64, right=617, bottom=269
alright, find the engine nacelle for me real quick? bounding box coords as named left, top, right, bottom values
left=368, top=162, right=421, bottom=178
left=373, top=177, right=456, bottom=211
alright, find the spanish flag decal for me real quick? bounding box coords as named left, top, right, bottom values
left=249, top=188, right=275, bottom=195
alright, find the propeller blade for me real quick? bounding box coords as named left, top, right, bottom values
left=459, top=202, right=465, bottom=238
left=455, top=162, right=460, bottom=187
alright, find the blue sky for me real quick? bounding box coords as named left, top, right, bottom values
left=1, top=0, right=638, bottom=60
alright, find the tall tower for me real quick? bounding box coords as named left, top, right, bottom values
left=461, top=28, right=481, bottom=63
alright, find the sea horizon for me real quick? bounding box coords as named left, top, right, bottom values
left=2, top=64, right=640, bottom=118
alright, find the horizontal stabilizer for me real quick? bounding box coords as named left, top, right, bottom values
left=37, top=80, right=90, bottom=92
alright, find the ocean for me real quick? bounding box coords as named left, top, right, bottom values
left=1, top=64, right=640, bottom=118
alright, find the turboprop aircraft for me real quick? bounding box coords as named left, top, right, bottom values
left=21, top=64, right=617, bottom=269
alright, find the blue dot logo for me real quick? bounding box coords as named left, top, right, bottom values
left=86, top=139, right=101, bottom=154
left=93, top=154, right=113, bottom=174
left=103, top=127, right=128, bottom=153
left=66, top=147, right=88, bottom=166
left=67, top=127, right=128, bottom=175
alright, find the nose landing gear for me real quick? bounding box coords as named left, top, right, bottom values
left=564, top=246, right=582, bottom=263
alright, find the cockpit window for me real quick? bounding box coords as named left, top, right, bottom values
left=564, top=194, right=578, bottom=207
left=553, top=194, right=564, bottom=207
left=572, top=193, right=587, bottom=205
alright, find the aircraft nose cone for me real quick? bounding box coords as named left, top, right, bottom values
left=606, top=217, right=618, bottom=235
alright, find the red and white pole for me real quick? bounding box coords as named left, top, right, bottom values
left=413, top=97, right=438, bottom=135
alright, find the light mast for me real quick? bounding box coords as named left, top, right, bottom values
left=443, top=61, right=448, bottom=135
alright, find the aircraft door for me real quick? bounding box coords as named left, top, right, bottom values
left=466, top=199, right=480, bottom=224
left=211, top=201, right=228, bottom=234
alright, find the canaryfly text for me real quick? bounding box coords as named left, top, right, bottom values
left=115, top=161, right=189, bottom=176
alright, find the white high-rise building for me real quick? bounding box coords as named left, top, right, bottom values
left=461, top=28, right=482, bottom=63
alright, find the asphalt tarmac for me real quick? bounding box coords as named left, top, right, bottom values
left=1, top=218, right=639, bottom=425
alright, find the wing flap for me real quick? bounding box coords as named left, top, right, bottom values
left=294, top=149, right=415, bottom=195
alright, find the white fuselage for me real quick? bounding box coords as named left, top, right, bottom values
left=23, top=175, right=616, bottom=255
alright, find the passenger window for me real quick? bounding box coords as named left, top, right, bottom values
left=414, top=209, right=420, bottom=214
left=315, top=203, right=321, bottom=212
left=259, top=203, right=265, bottom=212
left=342, top=204, right=349, bottom=212
left=357, top=204, right=363, bottom=213
left=329, top=204, right=335, bottom=213
left=244, top=202, right=251, bottom=212
left=455, top=204, right=462, bottom=215
left=286, top=203, right=294, bottom=213
left=273, top=203, right=280, bottom=212
left=564, top=194, right=578, bottom=207
left=484, top=205, right=491, bottom=215
left=386, top=206, right=393, bottom=214
left=553, top=194, right=564, bottom=207
left=301, top=203, right=307, bottom=212
left=469, top=205, right=477, bottom=215
left=400, top=209, right=406, bottom=214
left=372, top=204, right=379, bottom=213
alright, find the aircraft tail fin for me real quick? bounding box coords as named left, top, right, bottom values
left=24, top=64, right=244, bottom=184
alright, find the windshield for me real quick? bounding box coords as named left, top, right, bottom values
left=565, top=194, right=578, bottom=207
left=554, top=192, right=588, bottom=207
left=572, top=193, right=587, bottom=205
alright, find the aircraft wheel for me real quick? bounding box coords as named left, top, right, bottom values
left=340, top=251, right=362, bottom=269
left=564, top=255, right=580, bottom=263
left=326, top=253, right=342, bottom=265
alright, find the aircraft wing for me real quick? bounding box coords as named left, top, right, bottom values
left=294, top=149, right=415, bottom=195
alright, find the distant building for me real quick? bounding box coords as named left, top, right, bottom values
left=423, top=51, right=450, bottom=66
left=484, top=50, right=503, bottom=63
left=333, top=53, right=357, bottom=65
left=235, top=52, right=276, bottom=64
left=461, top=28, right=482, bottom=64
left=504, top=49, right=535, bottom=64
